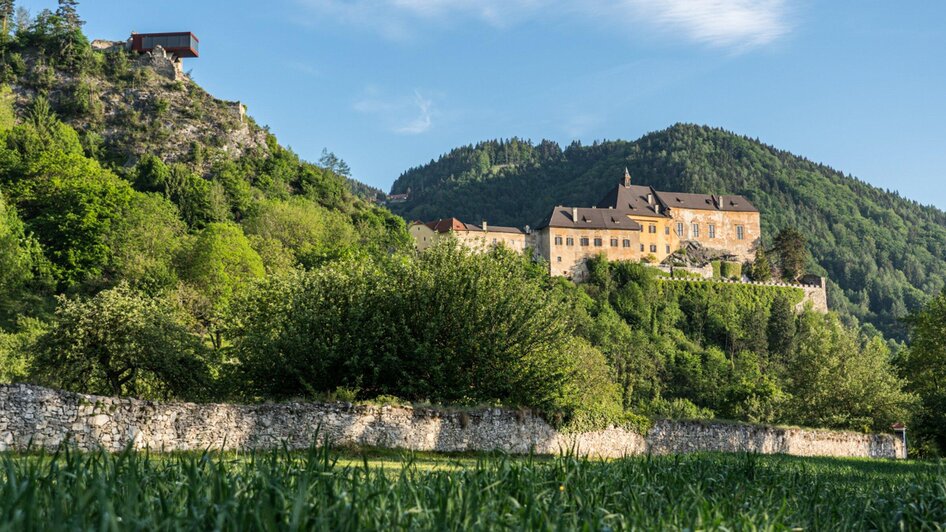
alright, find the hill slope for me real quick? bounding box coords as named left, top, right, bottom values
left=0, top=13, right=408, bottom=326
left=389, top=125, right=946, bottom=339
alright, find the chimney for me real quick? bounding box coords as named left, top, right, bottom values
left=647, top=193, right=654, bottom=204
left=624, top=167, right=631, bottom=187
left=654, top=204, right=661, bottom=215
left=482, top=220, right=488, bottom=232
left=572, top=207, right=579, bottom=222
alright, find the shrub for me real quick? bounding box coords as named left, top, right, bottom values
left=720, top=261, right=742, bottom=280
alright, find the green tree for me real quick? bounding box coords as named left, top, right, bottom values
left=748, top=247, right=772, bottom=282
left=31, top=283, right=212, bottom=399
left=766, top=293, right=796, bottom=361
left=0, top=1, right=13, bottom=40
left=55, top=0, right=81, bottom=30
left=0, top=189, right=49, bottom=324
left=901, top=290, right=946, bottom=455
left=177, top=222, right=264, bottom=349
left=242, top=197, right=357, bottom=268
left=772, top=228, right=807, bottom=281
left=233, top=241, right=622, bottom=422
left=785, top=312, right=915, bottom=432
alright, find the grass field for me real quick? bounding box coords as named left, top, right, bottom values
left=1, top=445, right=944, bottom=531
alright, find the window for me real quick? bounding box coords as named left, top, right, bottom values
left=492, top=238, right=497, bottom=244
left=650, top=244, right=657, bottom=253
left=737, top=225, right=745, bottom=240
left=691, top=223, right=700, bottom=238
left=593, top=237, right=603, bottom=247
left=554, top=236, right=563, bottom=246
left=580, top=237, right=589, bottom=247
left=557, top=256, right=562, bottom=262
left=666, top=245, right=671, bottom=254
left=665, top=226, right=670, bottom=235
left=708, top=224, right=716, bottom=239
left=649, top=224, right=657, bottom=234
left=566, top=237, right=574, bottom=246
left=676, top=222, right=684, bottom=237
left=623, top=239, right=631, bottom=248
left=610, top=238, right=618, bottom=247
left=640, top=244, right=645, bottom=252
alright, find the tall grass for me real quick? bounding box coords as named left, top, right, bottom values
left=1, top=444, right=944, bottom=530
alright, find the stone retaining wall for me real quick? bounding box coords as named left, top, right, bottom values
left=0, top=385, right=903, bottom=459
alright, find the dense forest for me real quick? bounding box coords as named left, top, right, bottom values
left=390, top=130, right=946, bottom=340
left=0, top=2, right=944, bottom=457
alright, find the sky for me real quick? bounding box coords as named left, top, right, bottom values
left=20, top=1, right=946, bottom=208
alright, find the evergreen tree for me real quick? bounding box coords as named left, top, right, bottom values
left=772, top=228, right=807, bottom=281
left=748, top=247, right=772, bottom=282
left=767, top=293, right=796, bottom=360
left=56, top=0, right=81, bottom=30
left=0, top=0, right=14, bottom=40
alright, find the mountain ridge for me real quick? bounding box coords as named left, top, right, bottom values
left=389, top=124, right=946, bottom=340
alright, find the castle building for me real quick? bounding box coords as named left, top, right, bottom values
left=409, top=218, right=528, bottom=253
left=534, top=169, right=761, bottom=278
left=409, top=170, right=761, bottom=280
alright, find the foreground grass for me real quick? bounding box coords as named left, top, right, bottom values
left=1, top=445, right=944, bottom=531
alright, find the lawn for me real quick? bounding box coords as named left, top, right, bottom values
left=1, top=445, right=943, bottom=530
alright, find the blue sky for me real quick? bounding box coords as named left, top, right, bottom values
left=21, top=1, right=946, bottom=208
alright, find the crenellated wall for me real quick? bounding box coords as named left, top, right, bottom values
left=0, top=385, right=902, bottom=459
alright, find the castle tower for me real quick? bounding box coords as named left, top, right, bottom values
left=623, top=167, right=631, bottom=187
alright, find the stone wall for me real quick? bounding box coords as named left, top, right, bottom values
left=0, top=385, right=902, bottom=459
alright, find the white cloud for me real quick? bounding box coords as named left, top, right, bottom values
left=353, top=88, right=436, bottom=135
left=622, top=0, right=789, bottom=49
left=395, top=91, right=434, bottom=134
left=295, top=0, right=791, bottom=50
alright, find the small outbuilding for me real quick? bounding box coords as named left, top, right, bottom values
left=130, top=32, right=199, bottom=58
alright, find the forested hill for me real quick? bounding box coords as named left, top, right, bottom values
left=0, top=8, right=409, bottom=330
left=389, top=125, right=946, bottom=339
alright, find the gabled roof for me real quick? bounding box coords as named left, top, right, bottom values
left=414, top=218, right=526, bottom=234
left=653, top=191, right=758, bottom=213
left=420, top=218, right=470, bottom=233
left=595, top=184, right=669, bottom=217
left=537, top=207, right=642, bottom=231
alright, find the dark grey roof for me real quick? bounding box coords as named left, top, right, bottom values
left=653, top=191, right=758, bottom=213
left=595, top=184, right=669, bottom=217
left=537, top=207, right=642, bottom=231
left=466, top=223, right=526, bottom=235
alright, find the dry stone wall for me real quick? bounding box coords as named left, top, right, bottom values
left=0, top=385, right=903, bottom=459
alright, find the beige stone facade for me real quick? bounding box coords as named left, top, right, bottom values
left=534, top=172, right=762, bottom=277
left=412, top=172, right=762, bottom=280
left=534, top=224, right=642, bottom=278
left=409, top=218, right=528, bottom=253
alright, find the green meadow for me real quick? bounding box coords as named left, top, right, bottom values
left=1, top=446, right=944, bottom=531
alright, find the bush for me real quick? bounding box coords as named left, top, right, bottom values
left=646, top=397, right=715, bottom=420
left=720, top=261, right=742, bottom=280
left=711, top=260, right=722, bottom=278
left=232, top=241, right=623, bottom=424
left=30, top=284, right=214, bottom=400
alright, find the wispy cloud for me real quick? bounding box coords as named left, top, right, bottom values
left=622, top=0, right=789, bottom=49
left=354, top=88, right=437, bottom=135
left=295, top=0, right=791, bottom=50
left=395, top=91, right=434, bottom=134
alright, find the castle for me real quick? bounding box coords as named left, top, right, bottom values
left=409, top=170, right=761, bottom=279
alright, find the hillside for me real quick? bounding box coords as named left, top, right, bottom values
left=0, top=11, right=409, bottom=327
left=389, top=126, right=946, bottom=339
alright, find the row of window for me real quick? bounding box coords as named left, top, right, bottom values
left=554, top=236, right=634, bottom=248
left=674, top=222, right=745, bottom=240
left=646, top=224, right=671, bottom=235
